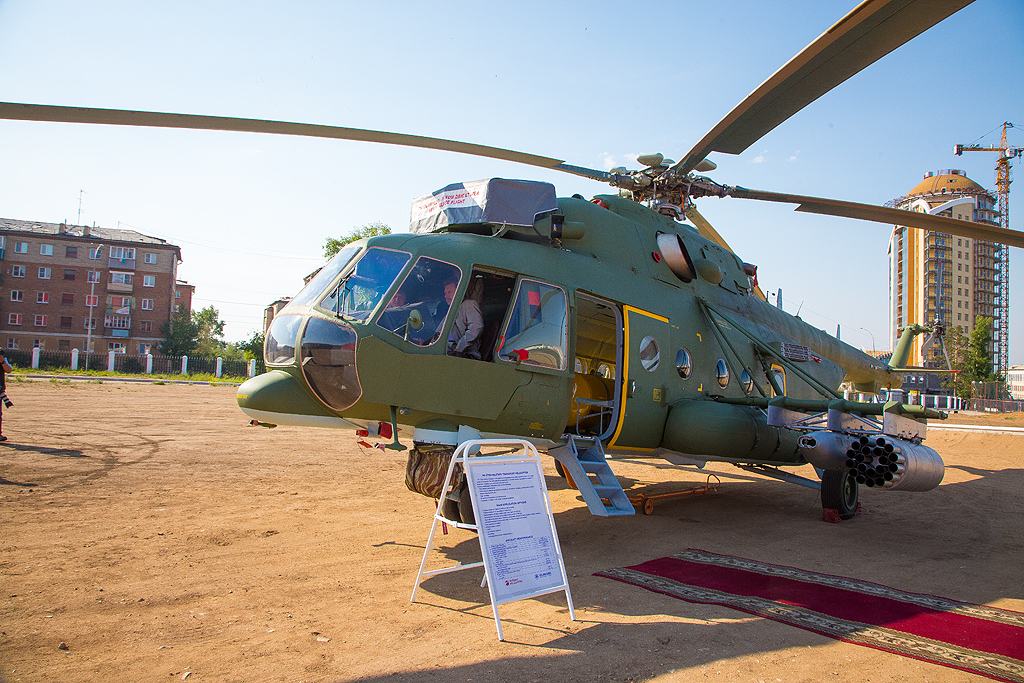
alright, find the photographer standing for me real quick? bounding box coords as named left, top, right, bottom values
left=0, top=353, right=11, bottom=441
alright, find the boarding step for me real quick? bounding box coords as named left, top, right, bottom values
left=551, top=437, right=634, bottom=517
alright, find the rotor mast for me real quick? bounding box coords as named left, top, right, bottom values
left=954, top=122, right=1022, bottom=376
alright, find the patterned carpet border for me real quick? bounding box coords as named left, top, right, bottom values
left=596, top=549, right=1024, bottom=683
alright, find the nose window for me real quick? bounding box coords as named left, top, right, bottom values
left=300, top=317, right=361, bottom=411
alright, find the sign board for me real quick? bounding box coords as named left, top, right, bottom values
left=411, top=440, right=574, bottom=641
left=467, top=459, right=563, bottom=604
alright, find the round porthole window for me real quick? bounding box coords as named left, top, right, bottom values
left=740, top=368, right=753, bottom=393
left=716, top=359, right=730, bottom=388
left=675, top=348, right=692, bottom=379
left=639, top=336, right=660, bottom=371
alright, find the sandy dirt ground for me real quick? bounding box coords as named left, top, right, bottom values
left=0, top=379, right=1021, bottom=683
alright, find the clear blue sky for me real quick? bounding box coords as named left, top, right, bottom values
left=0, top=0, right=1021, bottom=362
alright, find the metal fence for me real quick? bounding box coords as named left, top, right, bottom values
left=9, top=348, right=265, bottom=379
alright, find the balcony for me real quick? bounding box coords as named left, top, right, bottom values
left=107, top=281, right=134, bottom=293
left=108, top=257, right=136, bottom=270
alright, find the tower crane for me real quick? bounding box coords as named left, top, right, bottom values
left=955, top=122, right=1022, bottom=376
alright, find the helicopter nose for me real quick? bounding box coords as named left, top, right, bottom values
left=237, top=369, right=339, bottom=425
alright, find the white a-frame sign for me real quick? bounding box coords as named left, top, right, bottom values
left=411, top=439, right=575, bottom=641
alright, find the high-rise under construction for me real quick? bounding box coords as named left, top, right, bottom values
left=888, top=169, right=1005, bottom=370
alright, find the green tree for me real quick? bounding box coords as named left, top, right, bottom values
left=193, top=305, right=228, bottom=357
left=237, top=330, right=265, bottom=362
left=324, top=221, right=390, bottom=259
left=942, top=316, right=1001, bottom=398
left=159, top=309, right=199, bottom=356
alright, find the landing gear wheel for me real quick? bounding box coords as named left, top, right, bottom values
left=555, top=460, right=567, bottom=478
left=458, top=489, right=475, bottom=526
left=821, top=469, right=859, bottom=520
left=440, top=496, right=462, bottom=524
left=553, top=459, right=578, bottom=489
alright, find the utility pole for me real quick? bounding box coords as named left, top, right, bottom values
left=955, top=122, right=1022, bottom=377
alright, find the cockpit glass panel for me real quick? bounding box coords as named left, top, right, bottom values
left=496, top=279, right=567, bottom=370
left=319, top=247, right=411, bottom=322
left=265, top=314, right=303, bottom=365
left=289, top=246, right=361, bottom=307
left=376, top=256, right=462, bottom=346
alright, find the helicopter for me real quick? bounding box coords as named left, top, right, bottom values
left=2, top=0, right=1021, bottom=523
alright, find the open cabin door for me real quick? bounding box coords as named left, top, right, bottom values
left=568, top=293, right=622, bottom=441
left=608, top=305, right=670, bottom=451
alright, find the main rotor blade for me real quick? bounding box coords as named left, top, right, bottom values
left=0, top=101, right=604, bottom=175
left=729, top=186, right=1024, bottom=249
left=674, top=0, right=975, bottom=175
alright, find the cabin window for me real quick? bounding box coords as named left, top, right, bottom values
left=675, top=348, right=692, bottom=379
left=377, top=256, right=462, bottom=346
left=715, top=359, right=730, bottom=388
left=496, top=279, right=568, bottom=371
left=290, top=246, right=362, bottom=307
left=740, top=369, right=754, bottom=393
left=318, top=247, right=411, bottom=322
left=638, top=336, right=660, bottom=371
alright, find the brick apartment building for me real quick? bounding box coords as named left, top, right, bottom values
left=0, top=218, right=193, bottom=355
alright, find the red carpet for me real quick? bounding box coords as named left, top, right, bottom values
left=596, top=549, right=1024, bottom=682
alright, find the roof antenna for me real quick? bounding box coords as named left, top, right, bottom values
left=795, top=301, right=804, bottom=318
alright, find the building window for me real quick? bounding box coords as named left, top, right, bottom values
left=108, top=342, right=126, bottom=353
left=38, top=267, right=51, bottom=279
left=62, top=293, right=74, bottom=305
left=36, top=292, right=49, bottom=304
left=83, top=318, right=97, bottom=330
left=138, top=343, right=151, bottom=355
left=40, top=244, right=53, bottom=256
left=143, top=275, right=156, bottom=287
left=174, top=304, right=181, bottom=313
left=34, top=314, right=47, bottom=327
left=89, top=248, right=102, bottom=259
left=33, top=339, right=44, bottom=349
left=9, top=313, right=22, bottom=325
left=87, top=270, right=100, bottom=283
left=144, top=253, right=157, bottom=264
left=175, top=290, right=181, bottom=299
left=965, top=277, right=970, bottom=285
left=63, top=269, right=76, bottom=281
left=965, top=265, right=969, bottom=272
left=958, top=313, right=962, bottom=321
left=66, top=246, right=78, bottom=258
left=6, top=339, right=17, bottom=350
left=12, top=266, right=25, bottom=278
left=958, top=264, right=962, bottom=271
left=141, top=298, right=154, bottom=310
left=13, top=242, right=28, bottom=254
left=10, top=290, right=23, bottom=302
left=86, top=295, right=99, bottom=307
left=110, top=272, right=132, bottom=285
left=104, top=315, right=130, bottom=329
left=141, top=321, right=153, bottom=332
left=110, top=246, right=136, bottom=261
left=60, top=316, right=73, bottom=329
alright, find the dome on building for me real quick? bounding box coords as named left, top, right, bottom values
left=906, top=169, right=987, bottom=198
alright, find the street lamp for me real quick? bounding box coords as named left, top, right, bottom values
left=85, top=244, right=103, bottom=369
left=859, top=327, right=877, bottom=354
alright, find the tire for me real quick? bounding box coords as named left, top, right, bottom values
left=440, top=496, right=462, bottom=523
left=555, top=460, right=567, bottom=478
left=821, top=469, right=859, bottom=520
left=457, top=489, right=475, bottom=526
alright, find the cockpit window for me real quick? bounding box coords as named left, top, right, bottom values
left=376, top=256, right=462, bottom=346
left=496, top=279, right=568, bottom=370
left=265, top=314, right=303, bottom=365
left=289, top=246, right=361, bottom=307
left=319, top=247, right=411, bottom=322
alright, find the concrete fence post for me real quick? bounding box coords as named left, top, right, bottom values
left=70, top=348, right=79, bottom=371
left=146, top=354, right=154, bottom=374
left=107, top=351, right=116, bottom=372
left=248, top=359, right=256, bottom=378
left=181, top=355, right=188, bottom=375
left=31, top=347, right=40, bottom=369
left=216, top=357, right=223, bottom=378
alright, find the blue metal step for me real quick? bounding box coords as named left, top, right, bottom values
left=551, top=437, right=634, bottom=517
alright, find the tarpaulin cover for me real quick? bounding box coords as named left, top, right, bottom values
left=409, top=178, right=557, bottom=234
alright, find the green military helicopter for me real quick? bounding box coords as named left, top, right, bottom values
left=3, top=0, right=1020, bottom=522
